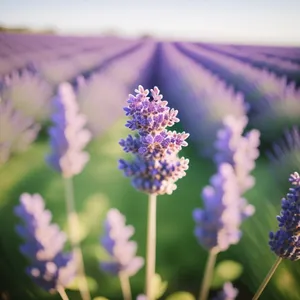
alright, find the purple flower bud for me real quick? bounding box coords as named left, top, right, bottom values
left=269, top=172, right=300, bottom=261
left=14, top=193, right=76, bottom=293
left=212, top=282, right=239, bottom=300
left=46, top=82, right=92, bottom=178
left=214, top=115, right=260, bottom=194
left=119, top=85, right=189, bottom=195
left=193, top=163, right=254, bottom=251
left=100, top=209, right=144, bottom=277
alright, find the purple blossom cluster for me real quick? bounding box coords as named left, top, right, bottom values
left=269, top=172, right=300, bottom=261
left=46, top=82, right=91, bottom=178
left=119, top=85, right=189, bottom=195
left=212, top=282, right=239, bottom=300
left=100, top=208, right=144, bottom=276
left=193, top=163, right=254, bottom=251
left=214, top=115, right=260, bottom=194
left=0, top=98, right=40, bottom=164
left=14, top=193, right=76, bottom=292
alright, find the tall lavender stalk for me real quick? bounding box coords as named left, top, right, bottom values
left=194, top=115, right=260, bottom=300
left=46, top=82, right=92, bottom=300
left=253, top=172, right=300, bottom=300
left=119, top=86, right=189, bottom=299
left=100, top=209, right=144, bottom=300
left=14, top=193, right=76, bottom=300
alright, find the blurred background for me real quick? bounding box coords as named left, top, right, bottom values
left=0, top=0, right=300, bottom=299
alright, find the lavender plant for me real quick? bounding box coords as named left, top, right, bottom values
left=119, top=85, right=189, bottom=299
left=253, top=171, right=300, bottom=300
left=212, top=282, right=238, bottom=300
left=193, top=115, right=260, bottom=300
left=0, top=97, right=40, bottom=165
left=46, top=82, right=92, bottom=300
left=214, top=115, right=260, bottom=194
left=14, top=193, right=76, bottom=299
left=1, top=70, right=53, bottom=122
left=100, top=208, right=144, bottom=300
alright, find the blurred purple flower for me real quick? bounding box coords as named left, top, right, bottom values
left=212, top=282, right=239, bottom=300
left=1, top=70, right=53, bottom=121
left=267, top=126, right=300, bottom=186
left=14, top=193, right=76, bottom=293
left=214, top=115, right=260, bottom=194
left=269, top=172, right=300, bottom=261
left=193, top=163, right=254, bottom=251
left=119, top=85, right=189, bottom=195
left=46, top=82, right=92, bottom=178
left=100, top=208, right=144, bottom=277
left=0, top=98, right=40, bottom=164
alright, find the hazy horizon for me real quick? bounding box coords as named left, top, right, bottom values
left=1, top=0, right=300, bottom=46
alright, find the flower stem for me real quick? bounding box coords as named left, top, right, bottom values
left=57, top=286, right=69, bottom=300
left=199, top=248, right=219, bottom=300
left=119, top=272, right=132, bottom=300
left=145, top=193, right=157, bottom=299
left=252, top=257, right=282, bottom=300
left=64, top=177, right=91, bottom=300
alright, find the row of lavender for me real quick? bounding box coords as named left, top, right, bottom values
left=1, top=37, right=299, bottom=168
left=0, top=39, right=157, bottom=164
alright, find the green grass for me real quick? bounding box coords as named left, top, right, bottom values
left=0, top=118, right=299, bottom=300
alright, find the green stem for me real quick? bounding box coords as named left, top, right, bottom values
left=64, top=177, right=91, bottom=300
left=199, top=248, right=219, bottom=300
left=57, top=286, right=69, bottom=300
left=119, top=272, right=132, bottom=300
left=145, top=193, right=157, bottom=300
left=252, top=257, right=282, bottom=300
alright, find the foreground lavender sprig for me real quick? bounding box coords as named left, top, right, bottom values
left=214, top=115, right=260, bottom=194
left=193, top=163, right=254, bottom=253
left=46, top=82, right=92, bottom=300
left=253, top=172, right=300, bottom=300
left=119, top=86, right=189, bottom=299
left=194, top=163, right=254, bottom=300
left=212, top=282, right=239, bottom=300
left=0, top=98, right=40, bottom=165
left=46, top=82, right=91, bottom=178
left=100, top=209, right=144, bottom=300
left=14, top=193, right=76, bottom=296
left=269, top=172, right=300, bottom=261
left=119, top=85, right=189, bottom=195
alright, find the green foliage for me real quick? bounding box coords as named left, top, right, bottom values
left=150, top=274, right=168, bottom=299
left=211, top=260, right=243, bottom=288
left=67, top=276, right=98, bottom=293
left=165, top=292, right=195, bottom=300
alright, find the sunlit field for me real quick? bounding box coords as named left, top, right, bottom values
left=0, top=33, right=299, bottom=300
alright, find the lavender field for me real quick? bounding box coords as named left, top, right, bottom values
left=0, top=32, right=300, bottom=300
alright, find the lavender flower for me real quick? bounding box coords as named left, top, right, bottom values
left=1, top=70, right=53, bottom=121
left=46, top=82, right=91, bottom=178
left=269, top=172, right=300, bottom=261
left=14, top=193, right=76, bottom=292
left=119, top=85, right=189, bottom=195
left=100, top=208, right=144, bottom=276
left=214, top=115, right=260, bottom=194
left=193, top=163, right=254, bottom=251
left=0, top=98, right=40, bottom=164
left=212, top=282, right=239, bottom=300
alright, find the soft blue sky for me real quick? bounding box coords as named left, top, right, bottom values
left=0, top=0, right=300, bottom=45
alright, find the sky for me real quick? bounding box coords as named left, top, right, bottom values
left=0, top=0, right=300, bottom=45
